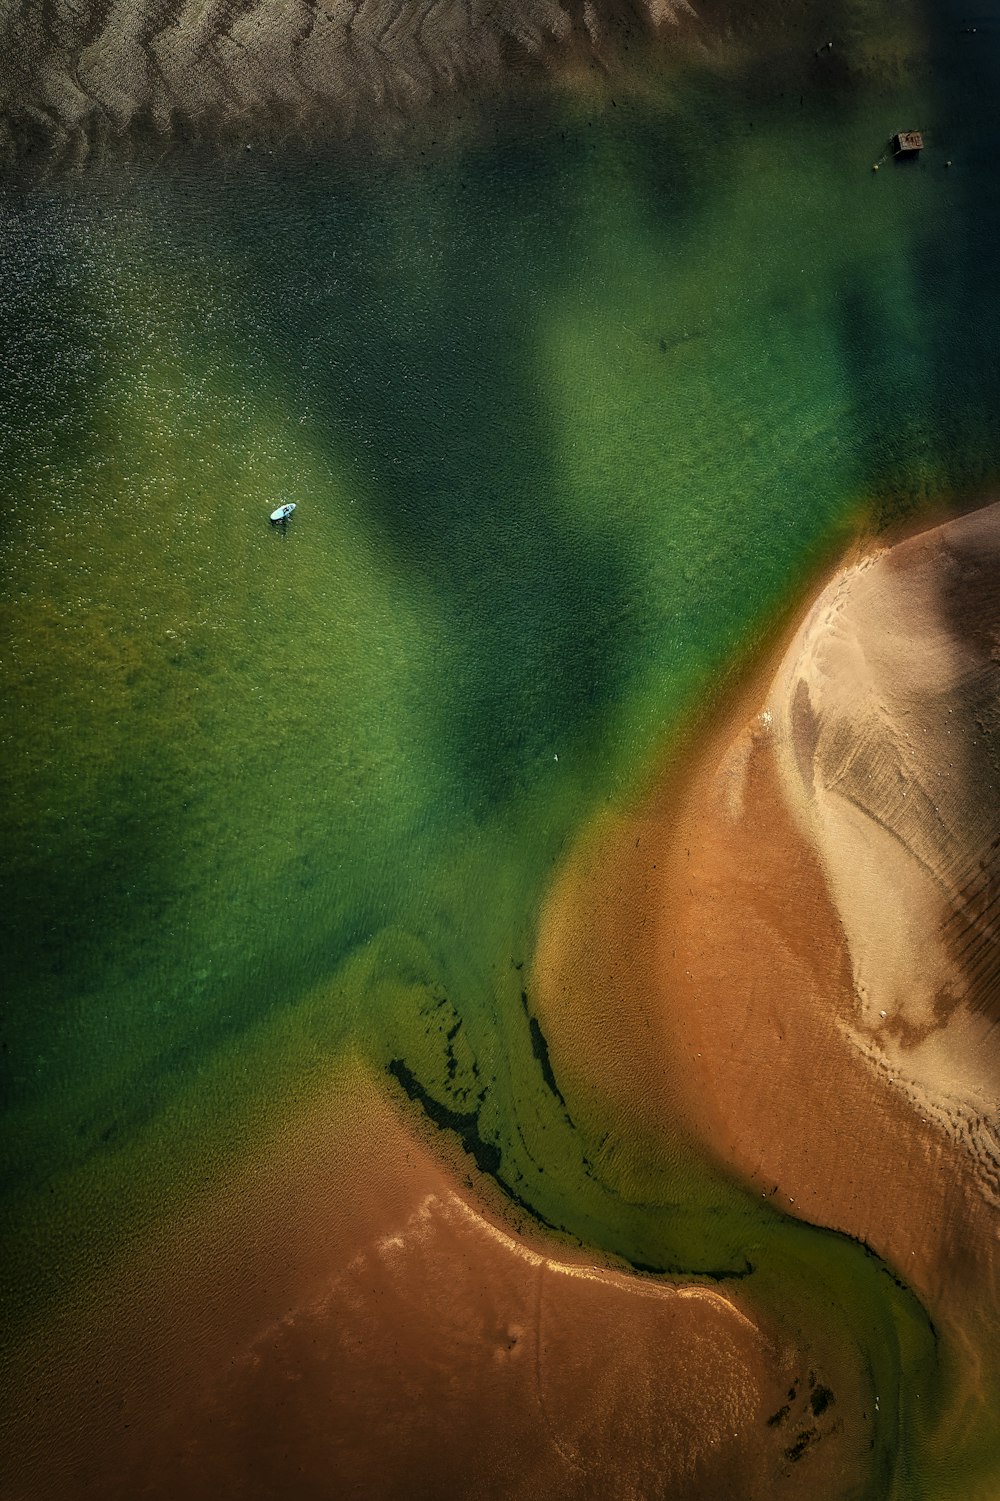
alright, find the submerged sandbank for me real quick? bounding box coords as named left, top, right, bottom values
left=1, top=0, right=697, bottom=167
left=0, top=0, right=919, bottom=170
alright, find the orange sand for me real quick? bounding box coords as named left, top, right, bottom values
left=0, top=1058, right=847, bottom=1500
left=532, top=499, right=1000, bottom=1482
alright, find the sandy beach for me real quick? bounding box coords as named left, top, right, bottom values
left=769, top=502, right=1000, bottom=1200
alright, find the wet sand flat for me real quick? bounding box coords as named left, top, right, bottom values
left=769, top=502, right=1000, bottom=1185
left=1, top=1058, right=846, bottom=1501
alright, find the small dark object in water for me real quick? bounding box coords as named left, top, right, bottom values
left=891, top=131, right=924, bottom=158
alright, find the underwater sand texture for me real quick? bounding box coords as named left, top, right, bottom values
left=0, top=0, right=695, bottom=164
left=0, top=0, right=920, bottom=170
left=532, top=499, right=1000, bottom=1496
left=0, top=1063, right=865, bottom=1501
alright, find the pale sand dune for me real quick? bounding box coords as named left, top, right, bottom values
left=768, top=500, right=1000, bottom=1206
left=0, top=1060, right=844, bottom=1501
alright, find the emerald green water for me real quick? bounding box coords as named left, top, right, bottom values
left=3, top=7, right=1000, bottom=1493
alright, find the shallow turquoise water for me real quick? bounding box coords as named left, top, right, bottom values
left=2, top=10, right=1000, bottom=1491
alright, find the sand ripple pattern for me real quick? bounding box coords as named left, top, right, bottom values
left=0, top=0, right=693, bottom=163
left=771, top=501, right=1000, bottom=1204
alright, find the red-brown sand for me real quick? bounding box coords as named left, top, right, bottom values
left=532, top=500, right=1000, bottom=1485
left=2, top=1058, right=847, bottom=1501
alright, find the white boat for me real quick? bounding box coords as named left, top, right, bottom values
left=270, top=502, right=296, bottom=523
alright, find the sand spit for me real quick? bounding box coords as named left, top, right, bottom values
left=0, top=0, right=694, bottom=167
left=532, top=498, right=1000, bottom=1488
left=769, top=500, right=1000, bottom=1206
left=1, top=1061, right=842, bottom=1501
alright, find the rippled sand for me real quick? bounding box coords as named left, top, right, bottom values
left=770, top=501, right=1000, bottom=1205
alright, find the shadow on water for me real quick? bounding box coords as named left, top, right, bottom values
left=165, top=92, right=951, bottom=1501
left=0, top=199, right=185, bottom=1155
left=5, top=114, right=723, bottom=1215
left=188, top=131, right=653, bottom=814
left=834, top=0, right=1000, bottom=519
left=4, top=1, right=882, bottom=1179
left=833, top=275, right=935, bottom=525
left=920, top=3, right=1000, bottom=485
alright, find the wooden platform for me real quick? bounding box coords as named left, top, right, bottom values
left=892, top=131, right=924, bottom=157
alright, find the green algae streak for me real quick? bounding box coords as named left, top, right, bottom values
left=3, top=9, right=1000, bottom=1494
